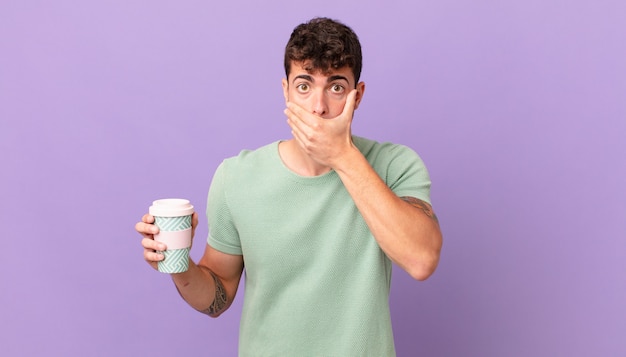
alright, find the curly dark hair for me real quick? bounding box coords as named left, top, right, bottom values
left=284, top=17, right=362, bottom=85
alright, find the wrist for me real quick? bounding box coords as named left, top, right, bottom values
left=332, top=144, right=364, bottom=174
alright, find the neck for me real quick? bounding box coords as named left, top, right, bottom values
left=278, top=139, right=332, bottom=177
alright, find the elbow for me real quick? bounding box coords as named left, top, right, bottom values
left=207, top=310, right=224, bottom=319
left=195, top=305, right=228, bottom=319
left=406, top=255, right=440, bottom=281
left=406, top=236, right=442, bottom=281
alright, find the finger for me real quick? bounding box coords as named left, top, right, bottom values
left=284, top=106, right=300, bottom=127
left=285, top=101, right=318, bottom=127
left=191, top=212, right=199, bottom=238
left=142, top=213, right=155, bottom=224
left=191, top=212, right=199, bottom=229
left=285, top=100, right=303, bottom=119
left=143, top=248, right=165, bottom=263
left=284, top=109, right=312, bottom=147
left=191, top=212, right=199, bottom=231
left=135, top=223, right=159, bottom=242
left=290, top=127, right=307, bottom=150
left=283, top=106, right=308, bottom=139
left=339, top=89, right=357, bottom=121
left=142, top=237, right=166, bottom=251
left=285, top=109, right=305, bottom=137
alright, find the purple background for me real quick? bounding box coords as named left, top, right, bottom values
left=1, top=1, right=624, bottom=356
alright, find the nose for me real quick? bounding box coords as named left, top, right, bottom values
left=311, top=91, right=328, bottom=117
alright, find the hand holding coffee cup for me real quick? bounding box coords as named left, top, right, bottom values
left=148, top=199, right=195, bottom=273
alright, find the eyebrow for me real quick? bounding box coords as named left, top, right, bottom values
left=292, top=74, right=350, bottom=84
left=328, top=75, right=349, bottom=83
left=293, top=74, right=313, bottom=83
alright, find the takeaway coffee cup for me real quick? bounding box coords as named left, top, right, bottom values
left=149, top=198, right=194, bottom=273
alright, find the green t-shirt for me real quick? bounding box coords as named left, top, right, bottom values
left=207, top=136, right=431, bottom=356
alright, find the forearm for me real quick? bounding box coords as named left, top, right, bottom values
left=171, top=259, right=227, bottom=317
left=334, top=147, right=443, bottom=280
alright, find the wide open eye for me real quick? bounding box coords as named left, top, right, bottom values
left=296, top=83, right=310, bottom=93
left=330, top=83, right=345, bottom=94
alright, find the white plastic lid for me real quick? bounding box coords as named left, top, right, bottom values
left=149, top=198, right=194, bottom=217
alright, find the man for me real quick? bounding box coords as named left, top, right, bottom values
left=136, top=17, right=442, bottom=356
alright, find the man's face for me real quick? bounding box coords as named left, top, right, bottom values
left=282, top=61, right=365, bottom=119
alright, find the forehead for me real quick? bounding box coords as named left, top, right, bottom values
left=288, top=61, right=355, bottom=83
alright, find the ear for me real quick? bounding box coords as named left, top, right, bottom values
left=282, top=78, right=289, bottom=103
left=354, top=82, right=366, bottom=110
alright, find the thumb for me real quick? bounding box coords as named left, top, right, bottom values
left=340, top=89, right=357, bottom=121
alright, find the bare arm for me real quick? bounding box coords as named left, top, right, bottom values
left=285, top=89, right=442, bottom=280
left=136, top=213, right=244, bottom=317
left=171, top=244, right=244, bottom=317
left=333, top=149, right=442, bottom=280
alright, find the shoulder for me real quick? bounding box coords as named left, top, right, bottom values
left=211, top=141, right=282, bottom=193
left=353, top=136, right=431, bottom=201
left=220, top=141, right=279, bottom=172
left=352, top=136, right=424, bottom=166
left=209, top=141, right=277, bottom=204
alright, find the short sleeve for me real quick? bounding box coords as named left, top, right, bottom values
left=206, top=161, right=243, bottom=255
left=384, top=145, right=432, bottom=204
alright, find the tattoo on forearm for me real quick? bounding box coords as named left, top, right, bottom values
left=401, top=196, right=439, bottom=224
left=201, top=272, right=228, bottom=317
